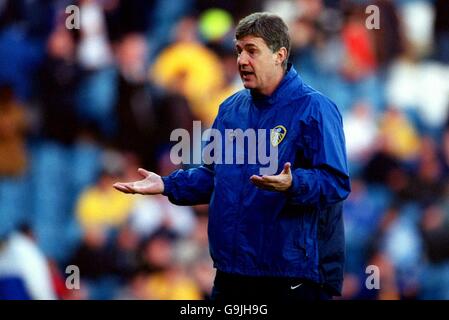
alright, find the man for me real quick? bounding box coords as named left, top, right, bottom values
left=114, top=12, right=351, bottom=301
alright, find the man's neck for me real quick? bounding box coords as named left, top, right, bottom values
left=256, top=67, right=287, bottom=97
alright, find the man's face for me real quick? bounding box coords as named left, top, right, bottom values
left=235, top=35, right=283, bottom=95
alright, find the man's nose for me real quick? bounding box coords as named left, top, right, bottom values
left=237, top=52, right=249, bottom=66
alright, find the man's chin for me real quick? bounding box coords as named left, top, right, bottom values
left=242, top=81, right=255, bottom=89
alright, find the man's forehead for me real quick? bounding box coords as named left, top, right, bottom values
left=235, top=36, right=268, bottom=48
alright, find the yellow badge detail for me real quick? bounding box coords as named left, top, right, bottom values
left=271, top=125, right=287, bottom=147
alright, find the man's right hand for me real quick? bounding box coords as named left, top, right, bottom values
left=113, top=168, right=164, bottom=195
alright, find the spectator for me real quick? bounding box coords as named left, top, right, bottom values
left=150, top=16, right=225, bottom=123
left=0, top=227, right=57, bottom=300
left=0, top=84, right=28, bottom=177
left=137, top=230, right=202, bottom=300
left=35, top=25, right=81, bottom=145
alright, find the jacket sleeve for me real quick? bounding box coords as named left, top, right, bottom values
left=161, top=163, right=215, bottom=206
left=287, top=97, right=351, bottom=207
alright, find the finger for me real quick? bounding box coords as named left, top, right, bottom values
left=124, top=186, right=140, bottom=194
left=250, top=175, right=276, bottom=185
left=113, top=182, right=126, bottom=189
left=138, top=168, right=151, bottom=178
left=113, top=184, right=134, bottom=194
left=260, top=175, right=281, bottom=183
left=114, top=182, right=134, bottom=189
left=251, top=177, right=277, bottom=189
left=250, top=176, right=265, bottom=187
left=282, top=162, right=291, bottom=174
left=114, top=182, right=137, bottom=192
left=250, top=175, right=264, bottom=182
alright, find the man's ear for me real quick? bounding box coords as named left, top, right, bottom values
left=276, top=47, right=287, bottom=66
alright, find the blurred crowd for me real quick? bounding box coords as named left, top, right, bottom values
left=0, top=0, right=449, bottom=300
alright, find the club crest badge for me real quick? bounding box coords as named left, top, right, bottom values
left=270, top=125, right=287, bottom=147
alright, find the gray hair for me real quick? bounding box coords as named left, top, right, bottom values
left=235, top=12, right=291, bottom=69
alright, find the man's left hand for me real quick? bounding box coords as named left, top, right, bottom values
left=250, top=162, right=292, bottom=192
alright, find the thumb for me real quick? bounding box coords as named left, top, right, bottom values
left=137, top=168, right=151, bottom=178
left=282, top=162, right=291, bottom=175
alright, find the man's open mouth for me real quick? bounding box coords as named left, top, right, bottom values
left=241, top=71, right=254, bottom=79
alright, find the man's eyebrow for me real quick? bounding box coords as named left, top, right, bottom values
left=243, top=43, right=258, bottom=49
left=235, top=43, right=259, bottom=50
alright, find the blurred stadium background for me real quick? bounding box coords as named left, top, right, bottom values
left=0, top=0, right=449, bottom=300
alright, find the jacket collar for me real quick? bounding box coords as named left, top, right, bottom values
left=249, top=63, right=301, bottom=106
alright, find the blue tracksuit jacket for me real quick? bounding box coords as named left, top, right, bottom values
left=162, top=64, right=351, bottom=295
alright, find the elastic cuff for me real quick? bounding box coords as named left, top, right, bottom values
left=161, top=176, right=172, bottom=197
left=287, top=170, right=307, bottom=197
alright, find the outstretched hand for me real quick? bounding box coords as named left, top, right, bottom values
left=250, top=162, right=293, bottom=192
left=113, top=168, right=164, bottom=195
